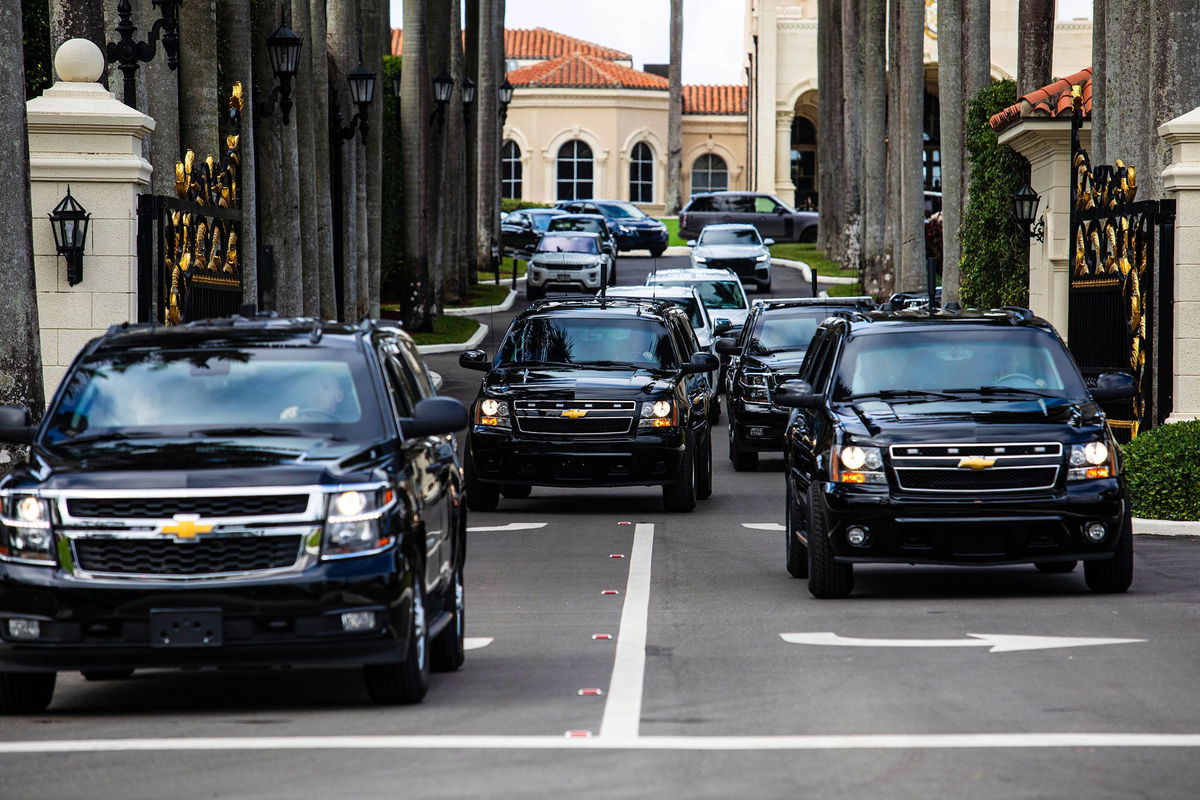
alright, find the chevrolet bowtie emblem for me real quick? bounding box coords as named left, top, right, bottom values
left=958, top=457, right=996, bottom=470
left=161, top=514, right=213, bottom=539
left=561, top=409, right=588, bottom=418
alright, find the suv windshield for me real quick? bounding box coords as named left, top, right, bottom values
left=748, top=311, right=823, bottom=354
left=43, top=347, right=385, bottom=445
left=537, top=235, right=599, bottom=254
left=597, top=201, right=648, bottom=220
left=653, top=279, right=747, bottom=310
left=832, top=329, right=1088, bottom=400
left=498, top=316, right=678, bottom=370
left=549, top=218, right=603, bottom=235
left=529, top=212, right=561, bottom=231
left=699, top=229, right=761, bottom=246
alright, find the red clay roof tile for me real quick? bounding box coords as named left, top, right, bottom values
left=391, top=27, right=631, bottom=62
left=682, top=85, right=748, bottom=115
left=507, top=52, right=668, bottom=90
left=989, top=67, right=1093, bottom=132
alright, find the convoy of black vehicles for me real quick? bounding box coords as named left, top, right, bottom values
left=459, top=298, right=719, bottom=512
left=772, top=308, right=1137, bottom=599
left=0, top=316, right=469, bottom=713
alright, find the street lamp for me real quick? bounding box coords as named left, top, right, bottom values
left=333, top=61, right=377, bottom=144
left=258, top=8, right=303, bottom=125
left=49, top=187, right=90, bottom=287
left=106, top=0, right=181, bottom=109
left=1013, top=180, right=1045, bottom=242
left=462, top=77, right=476, bottom=106
left=430, top=70, right=454, bottom=127
left=498, top=78, right=513, bottom=124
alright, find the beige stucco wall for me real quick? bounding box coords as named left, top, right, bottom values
left=683, top=116, right=749, bottom=197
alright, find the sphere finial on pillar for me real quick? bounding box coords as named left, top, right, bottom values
left=54, top=38, right=106, bottom=84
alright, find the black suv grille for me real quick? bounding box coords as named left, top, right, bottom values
left=74, top=536, right=303, bottom=575
left=710, top=258, right=758, bottom=276
left=67, top=495, right=310, bottom=519
left=896, top=467, right=1058, bottom=492
left=517, top=417, right=632, bottom=435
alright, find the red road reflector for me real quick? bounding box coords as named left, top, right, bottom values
left=601, top=589, right=619, bottom=596
left=564, top=730, right=593, bottom=738
left=609, top=554, right=625, bottom=559
left=577, top=688, right=604, bottom=696
left=618, top=521, right=631, bottom=525
left=592, top=633, right=613, bottom=640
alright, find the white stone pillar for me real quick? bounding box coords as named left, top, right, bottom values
left=775, top=109, right=796, bottom=201
left=997, top=119, right=1090, bottom=339
left=26, top=40, right=154, bottom=395
left=1159, top=107, right=1200, bottom=423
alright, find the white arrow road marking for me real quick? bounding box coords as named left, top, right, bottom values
left=742, top=523, right=784, bottom=531
left=464, top=637, right=493, bottom=651
left=780, top=632, right=1146, bottom=653
left=466, top=522, right=548, bottom=532
left=599, top=522, right=654, bottom=740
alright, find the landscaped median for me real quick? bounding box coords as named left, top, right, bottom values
left=769, top=243, right=860, bottom=283
left=443, top=282, right=517, bottom=316
left=1123, top=419, right=1200, bottom=536
left=379, top=309, right=489, bottom=354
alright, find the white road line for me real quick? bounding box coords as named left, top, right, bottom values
left=780, top=632, right=1145, bottom=653
left=599, top=522, right=654, bottom=740
left=466, top=523, right=548, bottom=532
left=5, top=733, right=1200, bottom=754
left=742, top=523, right=784, bottom=531
left=464, top=637, right=494, bottom=651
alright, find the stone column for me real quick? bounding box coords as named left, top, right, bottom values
left=775, top=109, right=796, bottom=201
left=26, top=39, right=154, bottom=395
left=1160, top=106, right=1200, bottom=422
left=997, top=119, right=1090, bottom=339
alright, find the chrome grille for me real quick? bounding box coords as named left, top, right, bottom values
left=895, top=467, right=1059, bottom=492
left=513, top=399, right=636, bottom=437
left=890, top=442, right=1063, bottom=494
left=517, top=417, right=632, bottom=435
left=68, top=495, right=310, bottom=519
left=73, top=535, right=304, bottom=576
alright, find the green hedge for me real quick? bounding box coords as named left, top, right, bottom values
left=1124, top=420, right=1200, bottom=520
left=960, top=80, right=1029, bottom=308
left=501, top=198, right=552, bottom=212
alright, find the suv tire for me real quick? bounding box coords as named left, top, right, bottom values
left=807, top=484, right=853, bottom=598
left=730, top=433, right=758, bottom=471
left=0, top=671, right=55, bottom=715
left=364, top=576, right=430, bottom=704
left=1084, top=513, right=1134, bottom=593
left=785, top=479, right=808, bottom=578
left=696, top=430, right=713, bottom=500
left=663, top=434, right=697, bottom=512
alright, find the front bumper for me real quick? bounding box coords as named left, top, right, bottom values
left=615, top=228, right=668, bottom=251
left=811, top=478, right=1127, bottom=565
left=0, top=550, right=414, bottom=672
left=731, top=402, right=789, bottom=451
left=469, top=427, right=686, bottom=487
left=528, top=265, right=606, bottom=292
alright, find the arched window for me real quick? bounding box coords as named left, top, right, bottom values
left=556, top=140, right=594, bottom=201
left=691, top=154, right=728, bottom=194
left=629, top=142, right=654, bottom=203
left=501, top=140, right=522, bottom=199
left=790, top=116, right=817, bottom=209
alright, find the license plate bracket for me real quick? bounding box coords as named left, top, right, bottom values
left=149, top=608, right=223, bottom=647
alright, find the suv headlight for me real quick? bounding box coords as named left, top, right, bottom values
left=832, top=445, right=886, bottom=485
left=0, top=495, right=55, bottom=564
left=476, top=398, right=511, bottom=428
left=323, top=489, right=395, bottom=558
left=1068, top=441, right=1115, bottom=480
left=693, top=255, right=709, bottom=263
left=639, top=399, right=677, bottom=428
left=756, top=252, right=770, bottom=262
left=739, top=370, right=771, bottom=402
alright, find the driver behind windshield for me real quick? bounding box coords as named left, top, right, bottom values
left=498, top=317, right=677, bottom=370
left=280, top=368, right=349, bottom=421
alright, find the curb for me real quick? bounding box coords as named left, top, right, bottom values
left=444, top=289, right=517, bottom=317
left=1132, top=517, right=1200, bottom=537
left=771, top=257, right=860, bottom=285
left=416, top=322, right=489, bottom=355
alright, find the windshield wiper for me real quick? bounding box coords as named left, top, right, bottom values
left=53, top=431, right=171, bottom=445
left=576, top=360, right=647, bottom=369
left=189, top=426, right=343, bottom=441
left=848, top=389, right=958, bottom=401
left=943, top=386, right=1060, bottom=399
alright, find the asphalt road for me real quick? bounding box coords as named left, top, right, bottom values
left=4, top=255, right=1200, bottom=799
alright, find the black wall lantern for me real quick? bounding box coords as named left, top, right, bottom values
left=106, top=0, right=181, bottom=109
left=498, top=78, right=514, bottom=124
left=333, top=61, right=377, bottom=144
left=49, top=187, right=90, bottom=287
left=1013, top=180, right=1045, bottom=242
left=462, top=77, right=477, bottom=106
left=259, top=8, right=303, bottom=125
left=431, top=70, right=454, bottom=126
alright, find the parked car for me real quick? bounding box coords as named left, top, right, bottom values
left=501, top=208, right=569, bottom=256
left=0, top=315, right=470, bottom=713
left=546, top=213, right=619, bottom=266
left=688, top=223, right=774, bottom=292
left=459, top=298, right=718, bottom=512
left=718, top=297, right=876, bottom=471
left=679, top=191, right=819, bottom=243
left=554, top=200, right=669, bottom=256
left=774, top=307, right=1136, bottom=598
left=645, top=267, right=751, bottom=330
left=527, top=232, right=615, bottom=301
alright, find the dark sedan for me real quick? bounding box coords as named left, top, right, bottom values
left=554, top=200, right=669, bottom=256
left=501, top=208, right=569, bottom=257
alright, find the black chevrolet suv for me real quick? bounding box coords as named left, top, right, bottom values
left=0, top=316, right=469, bottom=713
left=459, top=298, right=719, bottom=512
left=719, top=297, right=875, bottom=471
left=774, top=308, right=1137, bottom=599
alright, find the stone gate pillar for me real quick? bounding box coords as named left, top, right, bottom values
left=26, top=39, right=154, bottom=394
left=1160, top=106, right=1200, bottom=423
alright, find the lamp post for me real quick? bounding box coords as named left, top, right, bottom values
left=431, top=70, right=454, bottom=127
left=49, top=187, right=91, bottom=287
left=1013, top=181, right=1045, bottom=243
left=332, top=61, right=377, bottom=144
left=258, top=9, right=303, bottom=125
left=106, top=0, right=181, bottom=109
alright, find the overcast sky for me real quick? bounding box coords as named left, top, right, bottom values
left=388, top=1, right=1096, bottom=85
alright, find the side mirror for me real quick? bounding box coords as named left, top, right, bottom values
left=681, top=352, right=720, bottom=375
left=1092, top=372, right=1137, bottom=401
left=762, top=238, right=775, bottom=247
left=686, top=240, right=697, bottom=248
left=715, top=337, right=741, bottom=356
left=713, top=318, right=733, bottom=334
left=0, top=405, right=35, bottom=444
left=401, top=396, right=469, bottom=438
left=459, top=350, right=490, bottom=372
left=772, top=378, right=821, bottom=409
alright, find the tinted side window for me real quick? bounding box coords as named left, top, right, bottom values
left=727, top=194, right=756, bottom=213
left=799, top=329, right=828, bottom=384
left=810, top=332, right=840, bottom=392
left=397, top=339, right=437, bottom=397
left=687, top=196, right=716, bottom=213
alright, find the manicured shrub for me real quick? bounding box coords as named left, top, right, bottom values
left=501, top=198, right=551, bottom=212
left=1124, top=419, right=1200, bottom=520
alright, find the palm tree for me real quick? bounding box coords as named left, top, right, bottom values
left=816, top=0, right=844, bottom=260
left=860, top=0, right=887, bottom=296
left=1091, top=0, right=1106, bottom=164
left=307, top=0, right=335, bottom=318
left=0, top=1, right=45, bottom=472
left=1017, top=0, right=1055, bottom=96
left=216, top=0, right=258, bottom=304
left=328, top=0, right=360, bottom=319
left=443, top=0, right=469, bottom=305
left=664, top=0, right=683, bottom=215
left=938, top=0, right=965, bottom=304
left=897, top=0, right=924, bottom=292
left=962, top=0, right=990, bottom=210
left=135, top=0, right=181, bottom=198
left=464, top=0, right=480, bottom=285
left=401, top=0, right=434, bottom=329
left=179, top=0, right=221, bottom=161
left=364, top=0, right=385, bottom=317
left=473, top=0, right=500, bottom=281
left=840, top=0, right=863, bottom=273
left=290, top=0, right=320, bottom=315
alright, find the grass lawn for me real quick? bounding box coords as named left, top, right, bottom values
left=826, top=282, right=866, bottom=298
left=447, top=282, right=510, bottom=309
left=769, top=243, right=859, bottom=279
left=410, top=315, right=481, bottom=347
left=658, top=217, right=688, bottom=248
left=477, top=257, right=526, bottom=284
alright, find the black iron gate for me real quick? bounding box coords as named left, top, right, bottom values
left=137, top=83, right=245, bottom=325
left=1067, top=87, right=1175, bottom=442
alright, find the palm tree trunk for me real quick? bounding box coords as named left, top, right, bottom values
left=290, top=0, right=320, bottom=315
left=365, top=0, right=385, bottom=317
left=665, top=0, right=683, bottom=214
left=938, top=0, right=964, bottom=304
left=840, top=0, right=863, bottom=274
left=897, top=0, right=924, bottom=292
left=885, top=0, right=901, bottom=287
left=401, top=0, right=434, bottom=328
left=327, top=0, right=358, bottom=319
left=1091, top=0, right=1106, bottom=164
left=474, top=0, right=501, bottom=278
left=860, top=0, right=887, bottom=297
left=442, top=0, right=468, bottom=305
left=1148, top=0, right=1200, bottom=202
left=49, top=0, right=107, bottom=85
left=426, top=0, right=450, bottom=309
left=308, top=0, right=334, bottom=319
left=464, top=0, right=480, bottom=287
left=216, top=0, right=257, bottom=304
left=962, top=0, right=990, bottom=216
left=817, top=0, right=844, bottom=260
left=0, top=1, right=45, bottom=472
left=178, top=0, right=220, bottom=161
left=1017, top=0, right=1054, bottom=96
left=135, top=0, right=180, bottom=198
